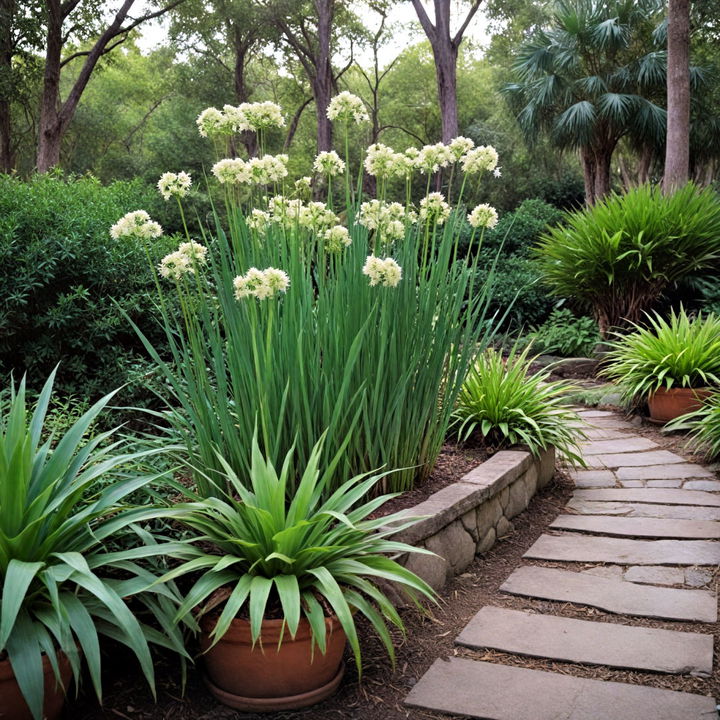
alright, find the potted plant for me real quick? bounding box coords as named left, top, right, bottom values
left=162, top=436, right=436, bottom=713
left=667, top=391, right=720, bottom=459
left=0, top=372, right=190, bottom=720
left=601, top=308, right=720, bottom=422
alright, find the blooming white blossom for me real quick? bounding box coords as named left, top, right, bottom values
left=313, top=150, right=345, bottom=176
left=461, top=145, right=499, bottom=174
left=468, top=203, right=499, bottom=229
left=158, top=251, right=192, bottom=279
left=246, top=209, right=270, bottom=231
left=268, top=195, right=304, bottom=226
left=362, top=256, right=403, bottom=288
left=110, top=210, right=163, bottom=240
left=247, top=154, right=289, bottom=184
left=299, top=202, right=338, bottom=231
left=448, top=136, right=475, bottom=161
left=364, top=143, right=396, bottom=178
left=493, top=167, right=502, bottom=178
left=157, top=171, right=192, bottom=200
left=222, top=104, right=252, bottom=133
left=212, top=158, right=251, bottom=184
left=294, top=176, right=313, bottom=197
left=327, top=91, right=369, bottom=124
left=391, top=152, right=415, bottom=179
left=322, top=225, right=352, bottom=252
left=241, top=101, right=286, bottom=131
left=414, top=143, right=453, bottom=174
left=178, top=240, right=208, bottom=264
left=419, top=192, right=451, bottom=225
left=196, top=107, right=227, bottom=137
left=234, top=267, right=289, bottom=300
left=358, top=200, right=413, bottom=241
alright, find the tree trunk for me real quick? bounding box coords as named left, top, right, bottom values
left=663, top=0, right=690, bottom=193
left=36, top=0, right=63, bottom=172
left=432, top=38, right=459, bottom=142
left=0, top=0, right=15, bottom=172
left=313, top=0, right=333, bottom=152
left=593, top=148, right=612, bottom=201
left=580, top=147, right=597, bottom=205
left=232, top=35, right=257, bottom=157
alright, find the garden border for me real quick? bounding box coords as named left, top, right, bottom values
left=391, top=448, right=555, bottom=590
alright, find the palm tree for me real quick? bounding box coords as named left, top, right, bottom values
left=505, top=0, right=667, bottom=204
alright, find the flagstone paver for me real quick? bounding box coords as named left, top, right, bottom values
left=569, top=469, right=617, bottom=488
left=617, top=463, right=714, bottom=480
left=501, top=565, right=717, bottom=621
left=567, top=499, right=720, bottom=520
left=684, top=480, right=720, bottom=492
left=550, top=514, right=720, bottom=539
left=586, top=450, right=687, bottom=468
left=456, top=606, right=713, bottom=674
left=573, top=487, right=720, bottom=506
left=646, top=479, right=684, bottom=488
left=623, top=566, right=686, bottom=585
left=583, top=428, right=632, bottom=440
left=405, top=658, right=717, bottom=720
left=580, top=437, right=659, bottom=455
left=525, top=533, right=720, bottom=565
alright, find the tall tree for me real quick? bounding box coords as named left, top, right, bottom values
left=506, top=0, right=667, bottom=204
left=663, top=0, right=690, bottom=192
left=36, top=0, right=184, bottom=172
left=410, top=0, right=483, bottom=142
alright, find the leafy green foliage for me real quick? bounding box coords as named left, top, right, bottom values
left=163, top=437, right=436, bottom=674
left=453, top=344, right=584, bottom=462
left=0, top=173, right=175, bottom=402
left=534, top=184, right=720, bottom=335
left=0, top=371, right=189, bottom=720
left=524, top=309, right=600, bottom=358
left=668, top=392, right=720, bottom=461
left=601, top=308, right=720, bottom=402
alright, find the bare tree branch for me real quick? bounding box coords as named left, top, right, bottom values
left=453, top=0, right=483, bottom=46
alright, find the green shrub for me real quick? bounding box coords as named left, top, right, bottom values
left=601, top=308, right=720, bottom=403
left=668, top=392, right=720, bottom=460
left=534, top=184, right=720, bottom=336
left=524, top=309, right=600, bottom=357
left=453, top=344, right=584, bottom=463
left=0, top=173, right=175, bottom=401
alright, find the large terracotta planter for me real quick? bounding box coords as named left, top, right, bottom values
left=0, top=652, right=72, bottom=720
left=200, top=614, right=346, bottom=713
left=648, top=387, right=712, bottom=423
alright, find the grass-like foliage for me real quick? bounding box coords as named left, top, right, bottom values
left=0, top=371, right=189, bottom=719
left=524, top=309, right=600, bottom=358
left=453, top=345, right=583, bottom=463
left=162, top=436, right=436, bottom=673
left=668, top=392, right=720, bottom=460
left=601, top=308, right=720, bottom=402
left=533, top=184, right=720, bottom=336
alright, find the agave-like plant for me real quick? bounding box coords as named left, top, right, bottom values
left=453, top=344, right=584, bottom=464
left=601, top=308, right=720, bottom=403
left=161, top=435, right=436, bottom=672
left=0, top=371, right=191, bottom=720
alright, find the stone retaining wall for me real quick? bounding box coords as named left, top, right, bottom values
left=391, top=447, right=555, bottom=591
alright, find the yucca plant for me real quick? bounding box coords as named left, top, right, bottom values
left=0, top=371, right=191, bottom=720
left=534, top=184, right=720, bottom=336
left=453, top=344, right=584, bottom=464
left=668, top=392, right=720, bottom=460
left=161, top=435, right=436, bottom=673
left=601, top=308, right=720, bottom=403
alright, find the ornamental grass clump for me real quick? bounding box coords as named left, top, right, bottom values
left=533, top=184, right=720, bottom=336
left=453, top=344, right=584, bottom=464
left=668, top=393, right=720, bottom=460
left=125, top=95, right=502, bottom=497
left=601, top=308, right=720, bottom=404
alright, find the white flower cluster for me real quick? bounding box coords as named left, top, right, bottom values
left=468, top=203, right=499, bottom=229
left=246, top=208, right=270, bottom=232
left=157, top=171, right=192, bottom=200
left=110, top=210, right=163, bottom=240
left=461, top=145, right=500, bottom=174
left=357, top=200, right=415, bottom=242
left=415, top=142, right=454, bottom=175
left=266, top=195, right=338, bottom=232
left=419, top=192, right=452, bottom=225
left=294, top=176, right=313, bottom=198
left=448, top=136, right=475, bottom=161
left=327, top=91, right=369, bottom=124
left=298, top=201, right=338, bottom=232
left=322, top=225, right=352, bottom=253
left=233, top=267, right=290, bottom=300
left=364, top=143, right=397, bottom=178
left=362, top=256, right=403, bottom=288
left=313, top=150, right=345, bottom=177
left=158, top=240, right=208, bottom=280
left=212, top=155, right=288, bottom=185
left=197, top=101, right=285, bottom=137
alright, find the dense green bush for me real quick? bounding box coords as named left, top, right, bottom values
left=534, top=184, right=720, bottom=337
left=0, top=173, right=174, bottom=401
left=524, top=309, right=600, bottom=357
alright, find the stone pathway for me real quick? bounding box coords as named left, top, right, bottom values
left=406, top=409, right=719, bottom=719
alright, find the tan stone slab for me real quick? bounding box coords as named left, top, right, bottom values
left=684, top=480, right=720, bottom=492
left=617, top=464, right=714, bottom=480
left=456, top=606, right=713, bottom=675
left=624, top=566, right=685, bottom=585
left=551, top=514, right=720, bottom=539
left=501, top=566, right=717, bottom=621
left=587, top=417, right=638, bottom=430
left=584, top=428, right=632, bottom=440
left=569, top=469, right=617, bottom=488
left=573, top=488, right=720, bottom=506
left=580, top=437, right=659, bottom=455
left=578, top=410, right=617, bottom=417
left=567, top=499, right=720, bottom=521
left=405, top=658, right=716, bottom=720
left=525, top=533, right=720, bottom=566
left=586, top=450, right=687, bottom=468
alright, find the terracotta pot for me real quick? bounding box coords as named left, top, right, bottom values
left=200, top=614, right=346, bottom=713
left=0, top=652, right=72, bottom=720
left=648, top=386, right=712, bottom=423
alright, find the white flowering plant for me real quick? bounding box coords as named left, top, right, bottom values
left=126, top=96, right=502, bottom=497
